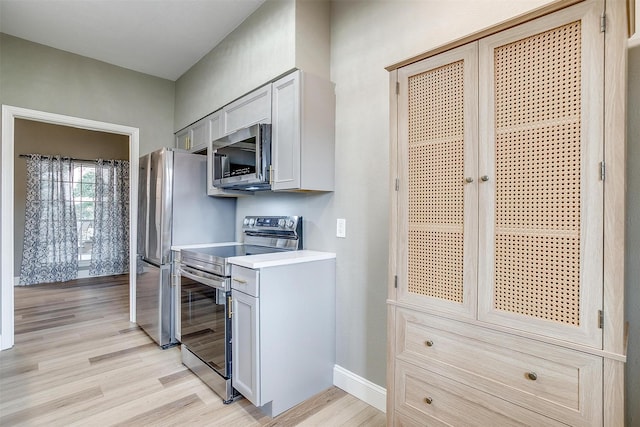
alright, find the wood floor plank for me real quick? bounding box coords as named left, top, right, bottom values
left=0, top=386, right=104, bottom=426
left=1, top=275, right=386, bottom=426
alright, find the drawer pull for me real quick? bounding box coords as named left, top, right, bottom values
left=526, top=372, right=538, bottom=381
left=233, top=278, right=248, bottom=284
left=424, top=397, right=433, bottom=405
left=425, top=340, right=434, bottom=347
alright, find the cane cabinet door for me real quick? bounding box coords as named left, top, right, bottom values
left=396, top=43, right=478, bottom=319
left=477, top=0, right=604, bottom=348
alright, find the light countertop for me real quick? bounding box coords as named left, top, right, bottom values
left=228, top=250, right=336, bottom=269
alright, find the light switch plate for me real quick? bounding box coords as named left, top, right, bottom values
left=336, top=218, right=346, bottom=238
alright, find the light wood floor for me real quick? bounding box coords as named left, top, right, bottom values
left=0, top=276, right=386, bottom=426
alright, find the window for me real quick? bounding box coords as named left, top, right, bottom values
left=72, top=164, right=96, bottom=263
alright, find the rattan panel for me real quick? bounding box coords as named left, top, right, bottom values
left=407, top=61, right=465, bottom=303
left=408, top=229, right=464, bottom=302
left=495, top=122, right=581, bottom=231
left=409, top=61, right=464, bottom=143
left=494, top=234, right=580, bottom=325
left=494, top=21, right=581, bottom=128
left=408, top=141, right=464, bottom=225
left=493, top=21, right=582, bottom=325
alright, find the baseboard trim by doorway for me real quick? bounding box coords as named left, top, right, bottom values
left=333, top=364, right=386, bottom=413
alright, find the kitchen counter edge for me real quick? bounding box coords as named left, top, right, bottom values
left=228, top=250, right=336, bottom=269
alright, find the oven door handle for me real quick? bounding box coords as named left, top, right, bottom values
left=179, top=265, right=226, bottom=290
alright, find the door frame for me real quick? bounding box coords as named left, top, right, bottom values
left=1, top=105, right=139, bottom=350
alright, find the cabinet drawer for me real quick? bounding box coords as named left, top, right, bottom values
left=396, top=361, right=564, bottom=427
left=396, top=309, right=602, bottom=426
left=231, top=265, right=259, bottom=297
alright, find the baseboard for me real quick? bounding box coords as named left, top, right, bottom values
left=333, top=365, right=386, bottom=413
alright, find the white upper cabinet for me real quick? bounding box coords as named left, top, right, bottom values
left=271, top=70, right=335, bottom=191
left=222, top=84, right=272, bottom=135
left=175, top=110, right=222, bottom=154
left=175, top=128, right=190, bottom=151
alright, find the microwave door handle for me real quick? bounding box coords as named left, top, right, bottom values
left=179, top=266, right=226, bottom=290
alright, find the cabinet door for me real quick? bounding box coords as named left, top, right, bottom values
left=189, top=117, right=210, bottom=153
left=209, top=110, right=222, bottom=142
left=478, top=0, right=604, bottom=347
left=222, top=84, right=272, bottom=135
left=175, top=128, right=190, bottom=151
left=396, top=43, right=478, bottom=319
left=231, top=289, right=260, bottom=406
left=271, top=71, right=301, bottom=190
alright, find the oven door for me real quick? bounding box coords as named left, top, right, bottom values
left=179, top=265, right=231, bottom=379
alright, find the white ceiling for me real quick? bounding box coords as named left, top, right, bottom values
left=0, top=0, right=266, bottom=81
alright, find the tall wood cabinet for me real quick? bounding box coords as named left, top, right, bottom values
left=387, top=0, right=628, bottom=425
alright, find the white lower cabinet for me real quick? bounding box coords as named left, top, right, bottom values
left=230, top=258, right=335, bottom=417
left=231, top=285, right=260, bottom=405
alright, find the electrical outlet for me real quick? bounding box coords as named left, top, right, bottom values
left=336, top=218, right=346, bottom=238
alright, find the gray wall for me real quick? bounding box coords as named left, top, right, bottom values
left=177, top=0, right=570, bottom=390
left=0, top=34, right=175, bottom=156
left=0, top=33, right=175, bottom=333
left=626, top=45, right=640, bottom=427
left=174, top=0, right=331, bottom=132
left=174, top=0, right=296, bottom=131
left=13, top=119, right=130, bottom=275
left=0, top=1, right=637, bottom=421
left=328, top=0, right=565, bottom=387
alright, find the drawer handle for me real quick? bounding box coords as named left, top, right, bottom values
left=233, top=278, right=248, bottom=284
left=424, top=397, right=433, bottom=405
left=480, top=175, right=490, bottom=182
left=425, top=340, right=434, bottom=347
left=526, top=372, right=538, bottom=381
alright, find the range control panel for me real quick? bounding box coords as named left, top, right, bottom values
left=242, top=216, right=301, bottom=231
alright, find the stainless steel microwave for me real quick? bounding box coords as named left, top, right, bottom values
left=210, top=123, right=271, bottom=191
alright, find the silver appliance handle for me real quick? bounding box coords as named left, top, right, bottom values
left=179, top=265, right=226, bottom=290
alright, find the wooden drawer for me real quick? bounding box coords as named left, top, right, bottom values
left=395, top=361, right=565, bottom=427
left=396, top=308, right=602, bottom=426
left=231, top=265, right=259, bottom=297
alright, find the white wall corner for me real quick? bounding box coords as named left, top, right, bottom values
left=333, top=365, right=386, bottom=413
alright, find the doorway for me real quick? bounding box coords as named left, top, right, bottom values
left=1, top=105, right=140, bottom=350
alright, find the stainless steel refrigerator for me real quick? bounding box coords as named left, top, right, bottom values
left=136, top=148, right=235, bottom=348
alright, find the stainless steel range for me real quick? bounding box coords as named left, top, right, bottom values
left=178, top=216, right=302, bottom=403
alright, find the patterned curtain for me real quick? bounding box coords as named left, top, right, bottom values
left=89, top=159, right=130, bottom=276
left=20, top=155, right=79, bottom=285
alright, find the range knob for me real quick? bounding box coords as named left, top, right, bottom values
left=248, top=218, right=256, bottom=226
left=286, top=219, right=295, bottom=229
left=243, top=218, right=249, bottom=226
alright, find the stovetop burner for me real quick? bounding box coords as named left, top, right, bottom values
left=180, top=216, right=302, bottom=279
left=182, top=244, right=287, bottom=261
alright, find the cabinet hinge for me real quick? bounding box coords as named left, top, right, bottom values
left=395, top=178, right=399, bottom=191
left=600, top=12, right=606, bottom=32
left=600, top=161, right=606, bottom=181
left=598, top=310, right=604, bottom=329
left=396, top=82, right=399, bottom=95
left=394, top=275, right=398, bottom=288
